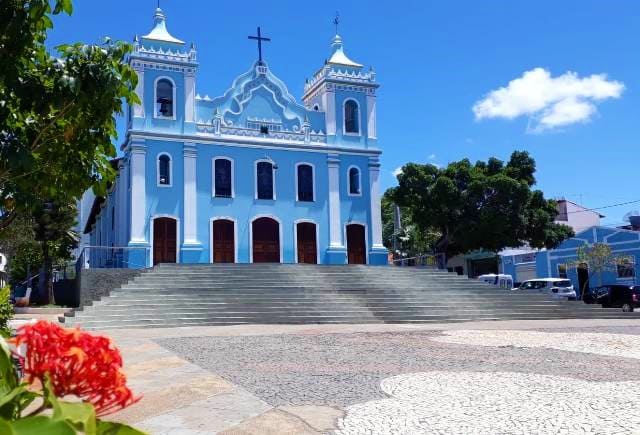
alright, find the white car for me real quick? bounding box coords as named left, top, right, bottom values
left=513, top=278, right=576, bottom=300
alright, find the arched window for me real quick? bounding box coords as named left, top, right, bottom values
left=158, top=154, right=171, bottom=185
left=348, top=166, right=361, bottom=195
left=344, top=100, right=359, bottom=134
left=214, top=158, right=233, bottom=198
left=297, top=164, right=314, bottom=202
left=156, top=78, right=174, bottom=118
left=256, top=161, right=274, bottom=200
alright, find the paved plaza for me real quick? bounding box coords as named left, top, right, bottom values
left=106, top=320, right=640, bottom=434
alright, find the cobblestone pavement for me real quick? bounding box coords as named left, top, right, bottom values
left=335, top=371, right=640, bottom=435
left=103, top=321, right=640, bottom=434
left=432, top=329, right=640, bottom=359
left=156, top=329, right=640, bottom=408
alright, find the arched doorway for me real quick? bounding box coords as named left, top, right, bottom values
left=296, top=222, right=317, bottom=264
left=252, top=217, right=280, bottom=263
left=212, top=219, right=235, bottom=263
left=346, top=224, right=366, bottom=265
left=153, top=217, right=177, bottom=265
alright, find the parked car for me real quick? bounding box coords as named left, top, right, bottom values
left=512, top=278, right=577, bottom=300
left=582, top=286, right=611, bottom=304
left=477, top=274, right=514, bottom=289
left=591, top=285, right=640, bottom=312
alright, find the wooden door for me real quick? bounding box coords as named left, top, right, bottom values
left=346, top=224, right=366, bottom=265
left=213, top=220, right=235, bottom=263
left=296, top=222, right=317, bottom=264
left=153, top=217, right=177, bottom=265
left=252, top=218, right=280, bottom=263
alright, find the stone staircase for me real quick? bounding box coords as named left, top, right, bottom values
left=61, top=264, right=640, bottom=330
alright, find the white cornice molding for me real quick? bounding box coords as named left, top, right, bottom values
left=126, top=130, right=381, bottom=156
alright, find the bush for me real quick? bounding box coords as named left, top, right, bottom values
left=0, top=286, right=13, bottom=338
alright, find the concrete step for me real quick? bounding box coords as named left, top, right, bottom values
left=68, top=263, right=639, bottom=329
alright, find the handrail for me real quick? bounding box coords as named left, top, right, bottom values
left=392, top=253, right=446, bottom=269
left=75, top=246, right=151, bottom=271
left=17, top=273, right=40, bottom=287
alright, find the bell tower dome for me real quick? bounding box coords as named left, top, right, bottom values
left=302, top=23, right=378, bottom=148
left=128, top=6, right=198, bottom=133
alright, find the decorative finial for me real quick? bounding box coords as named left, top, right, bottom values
left=333, top=12, right=340, bottom=35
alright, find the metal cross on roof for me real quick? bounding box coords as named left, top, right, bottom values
left=248, top=27, right=271, bottom=64
left=334, top=12, right=340, bottom=35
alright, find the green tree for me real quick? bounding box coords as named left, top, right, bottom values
left=0, top=203, right=77, bottom=304
left=0, top=214, right=42, bottom=285
left=571, top=243, right=631, bottom=298
left=390, top=151, right=574, bottom=260
left=0, top=0, right=139, bottom=230
left=32, top=201, right=78, bottom=304
left=381, top=190, right=440, bottom=258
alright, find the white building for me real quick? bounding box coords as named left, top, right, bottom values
left=554, top=199, right=604, bottom=233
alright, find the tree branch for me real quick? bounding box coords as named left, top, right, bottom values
left=0, top=210, right=17, bottom=232
left=30, top=100, right=75, bottom=152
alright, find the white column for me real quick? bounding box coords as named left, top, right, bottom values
left=183, top=143, right=198, bottom=245
left=325, top=84, right=337, bottom=136
left=328, top=154, right=343, bottom=247
left=369, top=156, right=384, bottom=248
left=129, top=141, right=146, bottom=243
left=133, top=67, right=145, bottom=118
left=366, top=94, right=377, bottom=140
left=184, top=72, right=196, bottom=123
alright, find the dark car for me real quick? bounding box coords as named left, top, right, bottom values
left=592, top=285, right=640, bottom=312
left=583, top=286, right=611, bottom=304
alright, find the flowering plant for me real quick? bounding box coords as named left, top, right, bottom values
left=0, top=321, right=145, bottom=434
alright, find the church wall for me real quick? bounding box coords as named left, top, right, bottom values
left=194, top=143, right=331, bottom=264
left=144, top=139, right=185, bottom=261
left=338, top=154, right=373, bottom=252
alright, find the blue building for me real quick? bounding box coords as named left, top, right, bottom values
left=501, top=226, right=639, bottom=293
left=84, top=7, right=387, bottom=267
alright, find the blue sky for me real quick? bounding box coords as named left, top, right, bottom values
left=46, top=1, right=640, bottom=226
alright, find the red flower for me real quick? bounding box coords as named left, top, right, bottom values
left=11, top=321, right=140, bottom=416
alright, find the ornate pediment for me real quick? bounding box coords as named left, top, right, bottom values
left=196, top=61, right=321, bottom=135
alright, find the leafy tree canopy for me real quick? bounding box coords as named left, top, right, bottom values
left=0, top=0, right=139, bottom=229
left=388, top=151, right=574, bottom=259
left=381, top=190, right=440, bottom=257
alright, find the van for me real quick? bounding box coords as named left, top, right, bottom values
left=477, top=274, right=514, bottom=289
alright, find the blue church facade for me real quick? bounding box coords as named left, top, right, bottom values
left=84, top=8, right=387, bottom=268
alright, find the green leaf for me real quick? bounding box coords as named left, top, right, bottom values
left=55, top=401, right=96, bottom=435
left=96, top=420, right=149, bottom=435
left=0, top=338, right=18, bottom=393
left=61, top=0, right=73, bottom=15
left=0, top=386, right=29, bottom=419
left=7, top=415, right=76, bottom=435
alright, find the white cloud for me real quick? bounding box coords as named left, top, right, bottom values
left=473, top=68, right=624, bottom=132
left=392, top=166, right=403, bottom=177
left=428, top=154, right=436, bottom=160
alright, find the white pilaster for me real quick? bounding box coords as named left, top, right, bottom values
left=183, top=143, right=198, bottom=245
left=115, top=162, right=123, bottom=247
left=185, top=72, right=196, bottom=123
left=328, top=154, right=343, bottom=247
left=369, top=156, right=384, bottom=248
left=133, top=68, right=145, bottom=118
left=129, top=141, right=146, bottom=243
left=366, top=95, right=377, bottom=140
left=325, top=84, right=337, bottom=136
